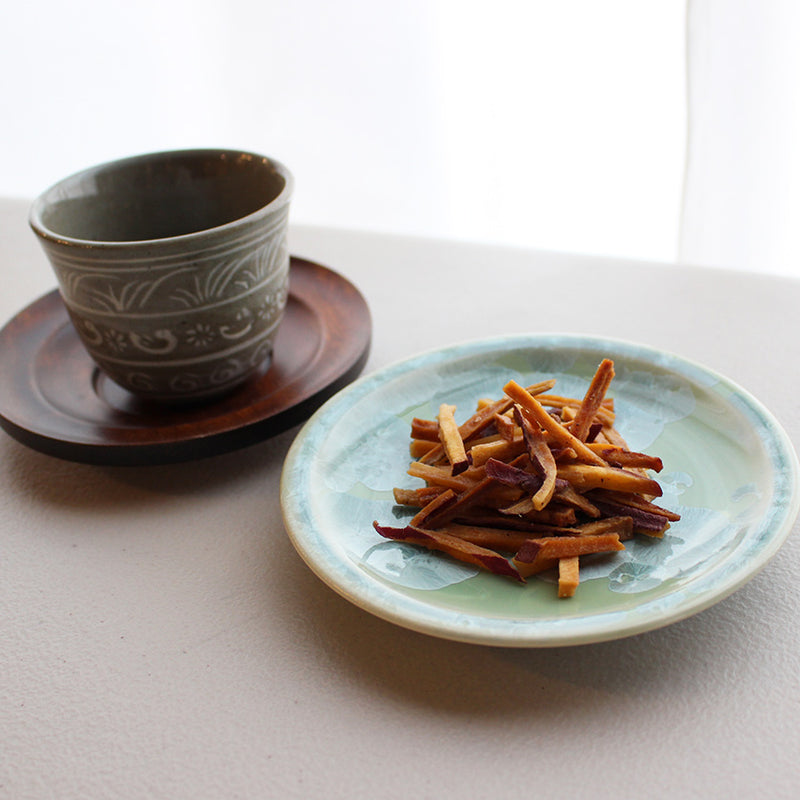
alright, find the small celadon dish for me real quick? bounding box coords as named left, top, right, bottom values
left=280, top=334, right=800, bottom=647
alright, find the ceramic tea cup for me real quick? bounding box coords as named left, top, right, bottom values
left=29, top=149, right=293, bottom=403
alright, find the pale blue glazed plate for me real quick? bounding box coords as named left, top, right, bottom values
left=280, top=334, right=800, bottom=647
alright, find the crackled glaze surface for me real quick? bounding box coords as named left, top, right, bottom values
left=281, top=334, right=800, bottom=646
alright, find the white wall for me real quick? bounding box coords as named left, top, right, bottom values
left=2, top=1, right=686, bottom=264
left=680, top=0, right=800, bottom=277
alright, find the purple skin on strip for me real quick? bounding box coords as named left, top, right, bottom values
left=451, top=453, right=471, bottom=476
left=372, top=522, right=524, bottom=582
left=484, top=458, right=542, bottom=492
left=512, top=405, right=554, bottom=479
left=475, top=552, right=524, bottom=581
left=586, top=422, right=603, bottom=442
left=514, top=539, right=543, bottom=564
left=590, top=501, right=669, bottom=533
left=485, top=458, right=569, bottom=495
left=373, top=521, right=432, bottom=542
left=411, top=489, right=459, bottom=528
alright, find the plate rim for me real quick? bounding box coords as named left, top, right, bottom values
left=280, top=332, right=800, bottom=647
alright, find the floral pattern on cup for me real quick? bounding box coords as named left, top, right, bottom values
left=121, top=338, right=276, bottom=399
left=54, top=219, right=289, bottom=315
left=30, top=149, right=293, bottom=402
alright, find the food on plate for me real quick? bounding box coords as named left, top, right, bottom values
left=373, top=358, right=680, bottom=598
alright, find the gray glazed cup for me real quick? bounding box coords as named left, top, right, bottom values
left=29, top=149, right=293, bottom=403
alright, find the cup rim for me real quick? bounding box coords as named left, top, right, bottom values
left=28, top=148, right=294, bottom=249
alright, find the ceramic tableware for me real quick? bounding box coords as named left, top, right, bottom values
left=281, top=334, right=800, bottom=646
left=29, top=149, right=293, bottom=403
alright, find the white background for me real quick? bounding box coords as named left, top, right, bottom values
left=2, top=1, right=798, bottom=276
left=0, top=1, right=687, bottom=264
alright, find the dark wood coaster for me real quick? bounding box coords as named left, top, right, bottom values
left=0, top=256, right=371, bottom=465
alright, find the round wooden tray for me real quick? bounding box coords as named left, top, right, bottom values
left=0, top=257, right=371, bottom=465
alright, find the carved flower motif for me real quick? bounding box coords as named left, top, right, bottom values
left=103, top=329, right=128, bottom=353
left=255, top=298, right=272, bottom=320
left=257, top=289, right=286, bottom=320
left=185, top=323, right=216, bottom=348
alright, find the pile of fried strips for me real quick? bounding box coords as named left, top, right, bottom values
left=372, top=358, right=680, bottom=598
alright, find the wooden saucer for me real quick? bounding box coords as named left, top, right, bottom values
left=0, top=257, right=371, bottom=465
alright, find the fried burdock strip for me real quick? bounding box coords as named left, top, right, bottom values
left=585, top=422, right=604, bottom=442
left=409, top=439, right=439, bottom=459
left=513, top=406, right=558, bottom=510
left=406, top=469, right=524, bottom=533
left=372, top=521, right=524, bottom=582
left=382, top=362, right=679, bottom=598
left=556, top=463, right=663, bottom=496
left=586, top=443, right=664, bottom=472
left=484, top=457, right=544, bottom=495
left=418, top=379, right=556, bottom=465
left=498, top=497, right=577, bottom=519
left=433, top=522, right=569, bottom=552
left=536, top=394, right=616, bottom=427
left=467, top=429, right=596, bottom=469
left=437, top=403, right=471, bottom=475
left=493, top=412, right=517, bottom=441
left=572, top=515, right=635, bottom=540
left=464, top=499, right=579, bottom=526
left=411, top=433, right=509, bottom=460
left=503, top=380, right=607, bottom=466
left=393, top=485, right=448, bottom=507
left=411, top=388, right=614, bottom=445
left=468, top=437, right=527, bottom=467
left=415, top=455, right=533, bottom=529
left=406, top=462, right=523, bottom=512
left=570, top=358, right=616, bottom=442
left=416, top=402, right=502, bottom=464
left=598, top=424, right=629, bottom=449
left=410, top=418, right=440, bottom=441
left=409, top=488, right=459, bottom=528
left=512, top=532, right=626, bottom=578
left=558, top=556, right=580, bottom=598
left=407, top=461, right=481, bottom=492
left=585, top=489, right=680, bottom=537
left=551, top=482, right=601, bottom=517
left=590, top=489, right=681, bottom=521
left=438, top=516, right=635, bottom=552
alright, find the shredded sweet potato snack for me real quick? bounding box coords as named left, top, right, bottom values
left=372, top=359, right=680, bottom=597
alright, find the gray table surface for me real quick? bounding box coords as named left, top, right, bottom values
left=1, top=197, right=798, bottom=799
